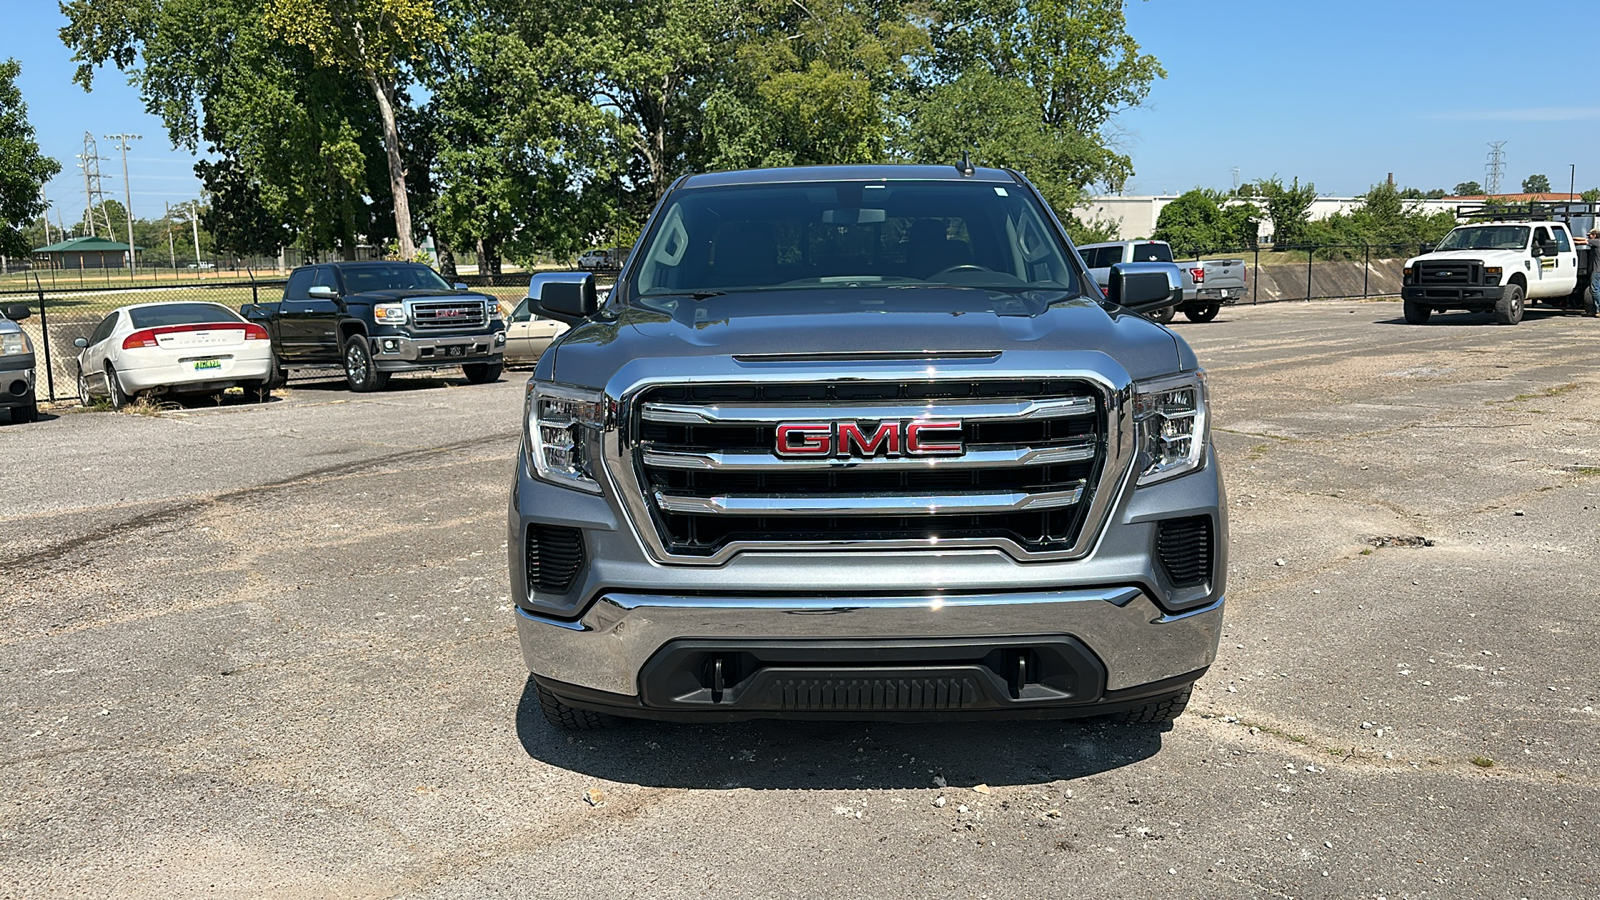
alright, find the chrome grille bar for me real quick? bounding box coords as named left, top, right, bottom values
left=641, top=396, right=1096, bottom=425
left=654, top=484, right=1086, bottom=517
left=642, top=441, right=1096, bottom=472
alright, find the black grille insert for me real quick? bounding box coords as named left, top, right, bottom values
left=526, top=524, right=585, bottom=594
left=1158, top=516, right=1213, bottom=587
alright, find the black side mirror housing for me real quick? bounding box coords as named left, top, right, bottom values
left=1539, top=241, right=1559, bottom=256
left=5, top=304, right=30, bottom=321
left=1106, top=262, right=1183, bottom=314
left=529, top=272, right=599, bottom=324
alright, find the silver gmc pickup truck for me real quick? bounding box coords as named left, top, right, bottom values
left=510, top=165, right=1227, bottom=729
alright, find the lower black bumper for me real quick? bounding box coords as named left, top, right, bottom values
left=535, top=634, right=1207, bottom=723
left=1402, top=285, right=1504, bottom=308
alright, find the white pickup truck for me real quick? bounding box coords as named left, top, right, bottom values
left=1079, top=240, right=1246, bottom=323
left=1402, top=220, right=1597, bottom=324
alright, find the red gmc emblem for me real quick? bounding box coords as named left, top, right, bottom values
left=437, top=309, right=463, bottom=318
left=775, top=420, right=964, bottom=458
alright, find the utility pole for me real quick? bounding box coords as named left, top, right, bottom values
left=77, top=133, right=112, bottom=237
left=40, top=184, right=53, bottom=246
left=1570, top=164, right=1576, bottom=202
left=189, top=201, right=202, bottom=270
left=105, top=134, right=141, bottom=270
left=164, top=202, right=177, bottom=269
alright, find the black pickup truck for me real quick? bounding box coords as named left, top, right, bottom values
left=243, top=261, right=506, bottom=392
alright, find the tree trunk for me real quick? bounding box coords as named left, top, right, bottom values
left=366, top=72, right=415, bottom=260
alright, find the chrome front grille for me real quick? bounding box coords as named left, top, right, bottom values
left=409, top=299, right=487, bottom=330
left=627, top=379, right=1110, bottom=560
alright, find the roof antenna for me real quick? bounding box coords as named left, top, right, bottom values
left=957, top=151, right=974, bottom=177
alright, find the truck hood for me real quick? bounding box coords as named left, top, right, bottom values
left=345, top=288, right=494, bottom=304
left=1405, top=249, right=1524, bottom=266
left=547, top=287, right=1192, bottom=388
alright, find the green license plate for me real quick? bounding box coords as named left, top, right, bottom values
left=193, top=359, right=222, bottom=371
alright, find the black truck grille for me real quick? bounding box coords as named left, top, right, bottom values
left=1414, top=260, right=1484, bottom=286
left=631, top=379, right=1108, bottom=558
left=411, top=299, right=487, bottom=330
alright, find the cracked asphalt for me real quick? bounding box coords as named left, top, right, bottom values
left=2, top=299, right=1597, bottom=899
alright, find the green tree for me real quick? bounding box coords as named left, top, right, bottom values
left=1522, top=174, right=1550, bottom=193
left=1151, top=189, right=1259, bottom=255
left=1453, top=181, right=1482, bottom=195
left=0, top=59, right=62, bottom=257
left=61, top=0, right=408, bottom=258
left=1582, top=188, right=1600, bottom=203
left=261, top=0, right=447, bottom=260
left=904, top=0, right=1164, bottom=211
left=1256, top=176, right=1317, bottom=246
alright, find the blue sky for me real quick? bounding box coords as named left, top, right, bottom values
left=4, top=0, right=1595, bottom=230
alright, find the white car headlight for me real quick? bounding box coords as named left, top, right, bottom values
left=374, top=302, right=407, bottom=325
left=1134, top=371, right=1208, bottom=486
left=0, top=332, right=32, bottom=356
left=527, top=382, right=606, bottom=493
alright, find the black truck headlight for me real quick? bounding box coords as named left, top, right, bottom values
left=1134, top=372, right=1208, bottom=486
left=527, top=382, right=605, bottom=493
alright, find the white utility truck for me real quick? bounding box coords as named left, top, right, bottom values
left=1402, top=203, right=1599, bottom=324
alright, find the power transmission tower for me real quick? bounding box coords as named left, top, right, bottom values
left=1485, top=141, right=1507, bottom=196
left=76, top=133, right=112, bottom=237
left=105, top=133, right=142, bottom=268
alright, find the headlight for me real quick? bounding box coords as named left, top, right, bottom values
left=374, top=302, right=407, bottom=325
left=1134, top=371, right=1208, bottom=486
left=0, top=332, right=32, bottom=356
left=1402, top=266, right=1413, bottom=283
left=527, top=382, right=606, bottom=493
left=1484, top=266, right=1502, bottom=284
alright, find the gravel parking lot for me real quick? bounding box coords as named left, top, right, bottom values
left=3, top=299, right=1597, bottom=899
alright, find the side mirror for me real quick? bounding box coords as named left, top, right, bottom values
left=528, top=272, right=598, bottom=324
left=1540, top=241, right=1559, bottom=256
left=5, top=303, right=30, bottom=321
left=307, top=285, right=338, bottom=300
left=1106, top=261, right=1183, bottom=314
left=73, top=337, right=88, bottom=348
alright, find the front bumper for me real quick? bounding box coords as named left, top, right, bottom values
left=519, top=589, right=1222, bottom=721
left=371, top=331, right=505, bottom=372
left=1, top=359, right=35, bottom=408
left=1402, top=285, right=1504, bottom=307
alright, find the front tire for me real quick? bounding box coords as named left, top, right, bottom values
left=12, top=399, right=38, bottom=423
left=343, top=335, right=388, bottom=392
left=536, top=684, right=609, bottom=731
left=462, top=360, right=503, bottom=384
left=77, top=370, right=92, bottom=406
left=1148, top=305, right=1177, bottom=325
left=1183, top=303, right=1221, bottom=323
left=1106, top=686, right=1192, bottom=725
left=1403, top=300, right=1432, bottom=324
left=1495, top=284, right=1524, bottom=325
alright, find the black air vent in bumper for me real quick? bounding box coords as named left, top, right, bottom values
left=526, top=524, right=585, bottom=594
left=1157, top=516, right=1214, bottom=588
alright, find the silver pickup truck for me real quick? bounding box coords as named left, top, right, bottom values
left=1079, top=241, right=1246, bottom=322
left=508, top=164, right=1228, bottom=731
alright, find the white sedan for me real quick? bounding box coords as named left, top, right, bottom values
left=73, top=302, right=275, bottom=407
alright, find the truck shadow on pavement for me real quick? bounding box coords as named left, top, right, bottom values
left=1375, top=308, right=1576, bottom=326
left=514, top=677, right=1167, bottom=790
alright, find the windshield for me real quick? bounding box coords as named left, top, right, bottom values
left=342, top=264, right=453, bottom=293
left=1435, top=226, right=1530, bottom=252
left=129, top=303, right=243, bottom=328
left=629, top=180, right=1080, bottom=301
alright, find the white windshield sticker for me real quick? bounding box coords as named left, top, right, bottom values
left=994, top=187, right=1009, bottom=196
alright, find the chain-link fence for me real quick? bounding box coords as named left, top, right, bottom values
left=1163, top=243, right=1427, bottom=303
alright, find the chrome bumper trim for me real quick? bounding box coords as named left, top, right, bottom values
left=516, top=589, right=1225, bottom=696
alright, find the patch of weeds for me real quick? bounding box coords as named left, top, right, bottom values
left=1499, top=383, right=1580, bottom=404
left=119, top=396, right=174, bottom=417
left=1469, top=755, right=1495, bottom=769
left=1239, top=719, right=1309, bottom=745
left=1572, top=466, right=1600, bottom=477
left=1359, top=548, right=1373, bottom=555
